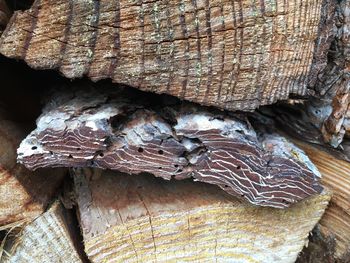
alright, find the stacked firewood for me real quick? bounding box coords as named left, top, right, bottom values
left=0, top=0, right=349, bottom=262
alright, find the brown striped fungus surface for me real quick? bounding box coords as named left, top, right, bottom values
left=0, top=0, right=334, bottom=111
left=17, top=87, right=323, bottom=208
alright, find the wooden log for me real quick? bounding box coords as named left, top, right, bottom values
left=262, top=0, right=350, bottom=158
left=0, top=0, right=336, bottom=111
left=294, top=141, right=350, bottom=260
left=2, top=201, right=83, bottom=263
left=17, top=87, right=323, bottom=208
left=73, top=168, right=331, bottom=263
left=0, top=114, right=65, bottom=227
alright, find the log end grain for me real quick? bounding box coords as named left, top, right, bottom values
left=74, top=169, right=331, bottom=263
left=3, top=202, right=83, bottom=263
left=295, top=141, right=350, bottom=259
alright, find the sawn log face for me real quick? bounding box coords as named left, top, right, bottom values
left=0, top=0, right=334, bottom=111
left=17, top=87, right=323, bottom=208
left=72, top=169, right=331, bottom=263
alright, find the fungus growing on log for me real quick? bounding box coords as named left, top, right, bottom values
left=0, top=0, right=334, bottom=111
left=17, top=87, right=323, bottom=208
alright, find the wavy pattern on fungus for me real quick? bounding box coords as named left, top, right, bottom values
left=17, top=87, right=323, bottom=208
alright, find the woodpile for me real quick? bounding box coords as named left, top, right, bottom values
left=0, top=0, right=349, bottom=262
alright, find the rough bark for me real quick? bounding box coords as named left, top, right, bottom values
left=17, top=86, right=323, bottom=208
left=295, top=141, right=350, bottom=260
left=2, top=201, right=83, bottom=263
left=0, top=113, right=66, bottom=227
left=73, top=168, right=331, bottom=263
left=0, top=0, right=335, bottom=111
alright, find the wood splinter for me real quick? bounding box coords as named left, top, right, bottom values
left=17, top=87, right=323, bottom=209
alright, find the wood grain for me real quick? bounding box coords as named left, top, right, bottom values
left=0, top=114, right=65, bottom=227
left=262, top=0, right=350, bottom=160
left=295, top=141, right=350, bottom=260
left=17, top=87, right=323, bottom=208
left=3, top=202, right=83, bottom=263
left=73, top=169, right=331, bottom=263
left=0, top=0, right=334, bottom=111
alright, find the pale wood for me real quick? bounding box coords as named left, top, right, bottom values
left=0, top=115, right=66, bottom=227
left=73, top=168, right=331, bottom=263
left=17, top=86, right=323, bottom=208
left=295, top=141, right=350, bottom=260
left=3, top=201, right=83, bottom=263
left=0, top=0, right=334, bottom=111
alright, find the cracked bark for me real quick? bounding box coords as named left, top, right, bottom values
left=72, top=168, right=331, bottom=263
left=17, top=86, right=323, bottom=209
left=0, top=0, right=336, bottom=111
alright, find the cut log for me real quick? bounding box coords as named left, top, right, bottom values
left=0, top=114, right=65, bottom=227
left=294, top=141, right=350, bottom=260
left=0, top=0, right=335, bottom=111
left=2, top=201, right=83, bottom=263
left=73, top=168, right=331, bottom=263
left=262, top=0, right=350, bottom=157
left=17, top=86, right=323, bottom=208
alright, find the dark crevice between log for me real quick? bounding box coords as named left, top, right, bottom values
left=4, top=0, right=34, bottom=12
left=296, top=224, right=350, bottom=263
left=16, top=84, right=324, bottom=209
left=0, top=54, right=67, bottom=124
left=296, top=225, right=337, bottom=263
left=60, top=175, right=91, bottom=263
left=0, top=0, right=10, bottom=32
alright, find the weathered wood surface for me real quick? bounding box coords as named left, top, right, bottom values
left=2, top=201, right=83, bottom=263
left=73, top=169, right=331, bottom=263
left=0, top=114, right=65, bottom=227
left=0, top=0, right=10, bottom=32
left=0, top=0, right=335, bottom=111
left=295, top=141, right=350, bottom=260
left=264, top=0, right=350, bottom=159
left=17, top=87, right=323, bottom=208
